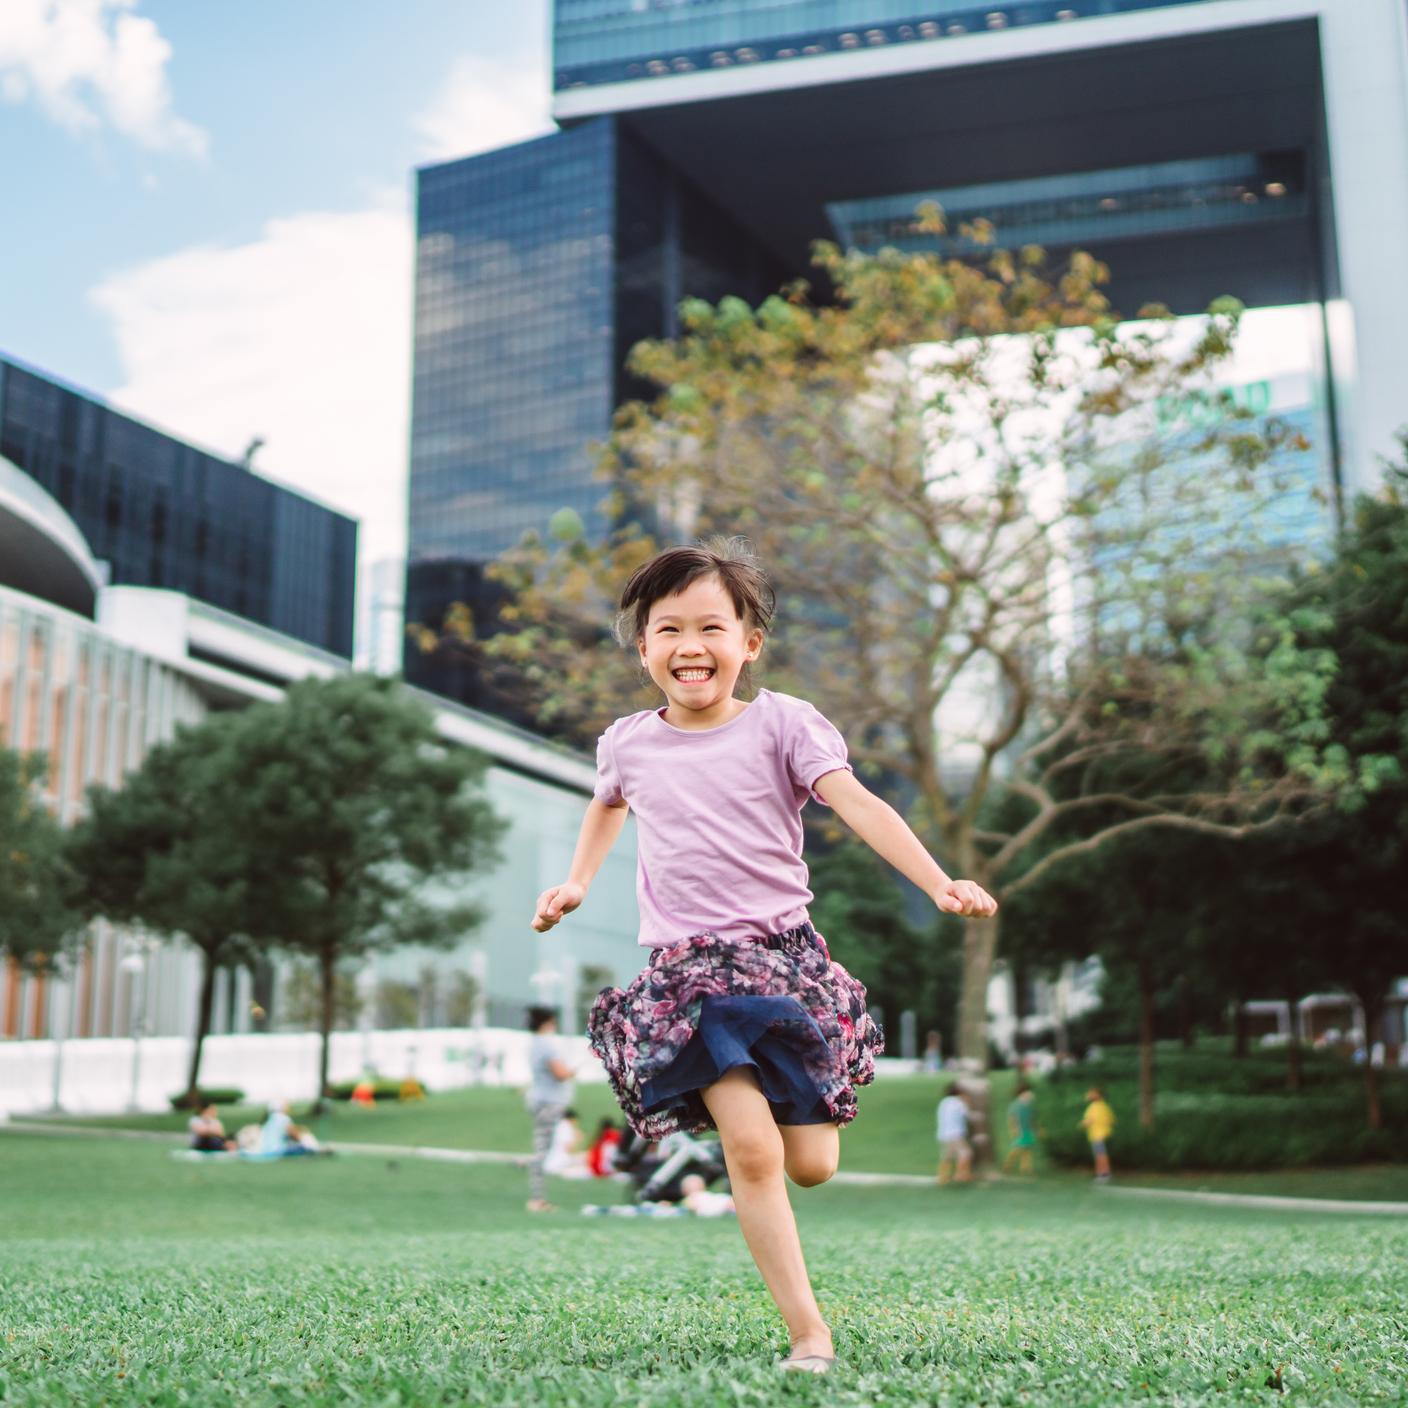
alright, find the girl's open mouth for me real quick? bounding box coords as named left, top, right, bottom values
left=672, top=668, right=715, bottom=683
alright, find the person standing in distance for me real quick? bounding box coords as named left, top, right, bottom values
left=524, top=1005, right=577, bottom=1212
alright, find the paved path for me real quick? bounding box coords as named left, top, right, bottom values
left=1099, top=1183, right=1408, bottom=1217
left=7, top=1121, right=1406, bottom=1213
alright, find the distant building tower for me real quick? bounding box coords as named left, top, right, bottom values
left=407, top=0, right=1408, bottom=716
left=0, top=355, right=357, bottom=658
left=360, top=556, right=406, bottom=675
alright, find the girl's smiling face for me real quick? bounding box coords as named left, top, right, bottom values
left=638, top=573, right=764, bottom=723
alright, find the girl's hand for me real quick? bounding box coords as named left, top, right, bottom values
left=935, top=880, right=998, bottom=918
left=532, top=881, right=585, bottom=932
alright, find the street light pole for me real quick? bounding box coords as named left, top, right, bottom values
left=120, top=935, right=158, bottom=1112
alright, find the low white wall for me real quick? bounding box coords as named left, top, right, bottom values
left=0, top=1028, right=604, bottom=1117
left=0, top=1033, right=924, bottom=1119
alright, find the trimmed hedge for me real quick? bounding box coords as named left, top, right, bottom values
left=1036, top=1046, right=1408, bottom=1170
left=168, top=1087, right=244, bottom=1110
left=326, top=1079, right=427, bottom=1102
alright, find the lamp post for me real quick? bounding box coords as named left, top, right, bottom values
left=120, top=935, right=159, bottom=1112
left=48, top=952, right=76, bottom=1113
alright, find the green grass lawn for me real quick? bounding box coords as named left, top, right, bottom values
left=2, top=1126, right=1406, bottom=1406
left=32, top=1072, right=1016, bottom=1175
left=33, top=1072, right=1408, bottom=1202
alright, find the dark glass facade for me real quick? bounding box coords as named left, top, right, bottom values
left=554, top=0, right=1218, bottom=90
left=828, top=153, right=1309, bottom=256
left=404, top=116, right=782, bottom=705
left=0, top=357, right=356, bottom=657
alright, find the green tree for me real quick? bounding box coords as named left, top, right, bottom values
left=807, top=839, right=961, bottom=1051
left=0, top=748, right=82, bottom=972
left=455, top=229, right=1346, bottom=1063
left=280, top=960, right=364, bottom=1032
left=230, top=675, right=507, bottom=1107
left=67, top=715, right=261, bottom=1104
left=1277, top=445, right=1408, bottom=1127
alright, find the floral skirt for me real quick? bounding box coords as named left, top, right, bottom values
left=586, top=922, right=884, bottom=1140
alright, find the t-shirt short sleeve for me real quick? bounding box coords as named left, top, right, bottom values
left=593, top=725, right=624, bottom=806
left=783, top=698, right=852, bottom=805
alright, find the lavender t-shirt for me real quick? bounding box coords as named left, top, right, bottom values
left=593, top=689, right=853, bottom=948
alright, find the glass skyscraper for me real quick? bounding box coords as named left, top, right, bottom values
left=554, top=0, right=1220, bottom=91
left=405, top=0, right=1408, bottom=713
left=0, top=357, right=356, bottom=658
left=405, top=115, right=781, bottom=708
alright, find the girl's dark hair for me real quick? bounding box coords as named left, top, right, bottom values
left=526, top=1005, right=557, bottom=1032
left=613, top=537, right=775, bottom=650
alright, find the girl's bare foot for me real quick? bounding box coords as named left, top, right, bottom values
left=787, top=1327, right=834, bottom=1361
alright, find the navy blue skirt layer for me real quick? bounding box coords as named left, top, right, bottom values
left=640, top=993, right=835, bottom=1127
left=587, top=922, right=884, bottom=1140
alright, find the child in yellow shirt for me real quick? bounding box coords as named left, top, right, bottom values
left=1079, top=1087, right=1115, bottom=1182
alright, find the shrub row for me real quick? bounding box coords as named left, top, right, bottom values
left=1035, top=1069, right=1408, bottom=1170
left=168, top=1087, right=245, bottom=1110
left=326, top=1079, right=427, bottom=1101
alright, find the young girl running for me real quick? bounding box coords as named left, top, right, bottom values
left=530, top=539, right=997, bottom=1374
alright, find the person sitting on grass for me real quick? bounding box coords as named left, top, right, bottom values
left=586, top=1117, right=623, bottom=1178
left=255, top=1100, right=324, bottom=1158
left=1002, top=1081, right=1038, bottom=1177
left=1080, top=1087, right=1115, bottom=1183
left=188, top=1102, right=236, bottom=1153
left=543, top=1108, right=592, bottom=1179
left=679, top=1172, right=736, bottom=1218
left=935, top=1083, right=972, bottom=1185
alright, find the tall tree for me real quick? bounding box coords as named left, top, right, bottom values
left=67, top=714, right=262, bottom=1104
left=445, top=228, right=1348, bottom=1062
left=229, top=675, right=507, bottom=1107
left=0, top=748, right=82, bottom=974
left=807, top=838, right=963, bottom=1051
left=1278, top=445, right=1408, bottom=1127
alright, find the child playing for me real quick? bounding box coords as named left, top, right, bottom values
left=1002, top=1081, right=1038, bottom=1177
left=1080, top=1087, right=1115, bottom=1182
left=935, top=1083, right=973, bottom=1185
left=531, top=539, right=997, bottom=1374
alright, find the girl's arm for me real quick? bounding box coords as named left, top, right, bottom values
left=812, top=770, right=997, bottom=918
left=531, top=797, right=630, bottom=931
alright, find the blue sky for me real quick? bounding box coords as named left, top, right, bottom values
left=0, top=1, right=1317, bottom=662
left=0, top=0, right=553, bottom=643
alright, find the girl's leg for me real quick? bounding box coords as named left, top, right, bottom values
left=700, top=1067, right=832, bottom=1358
left=777, top=1121, right=839, bottom=1188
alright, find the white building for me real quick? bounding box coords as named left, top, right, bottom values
left=0, top=455, right=641, bottom=1049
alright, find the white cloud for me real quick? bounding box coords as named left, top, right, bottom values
left=90, top=199, right=414, bottom=620
left=87, top=50, right=558, bottom=662
left=413, top=52, right=552, bottom=163
left=0, top=0, right=207, bottom=155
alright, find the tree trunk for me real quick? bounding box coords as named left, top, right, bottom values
left=1011, top=955, right=1028, bottom=1056
left=181, top=949, right=221, bottom=1105
left=1178, top=981, right=1195, bottom=1049
left=957, top=912, right=1000, bottom=1067
left=317, top=946, right=336, bottom=1111
left=1361, top=993, right=1384, bottom=1131
left=1284, top=994, right=1303, bottom=1092
left=1138, top=952, right=1156, bottom=1130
